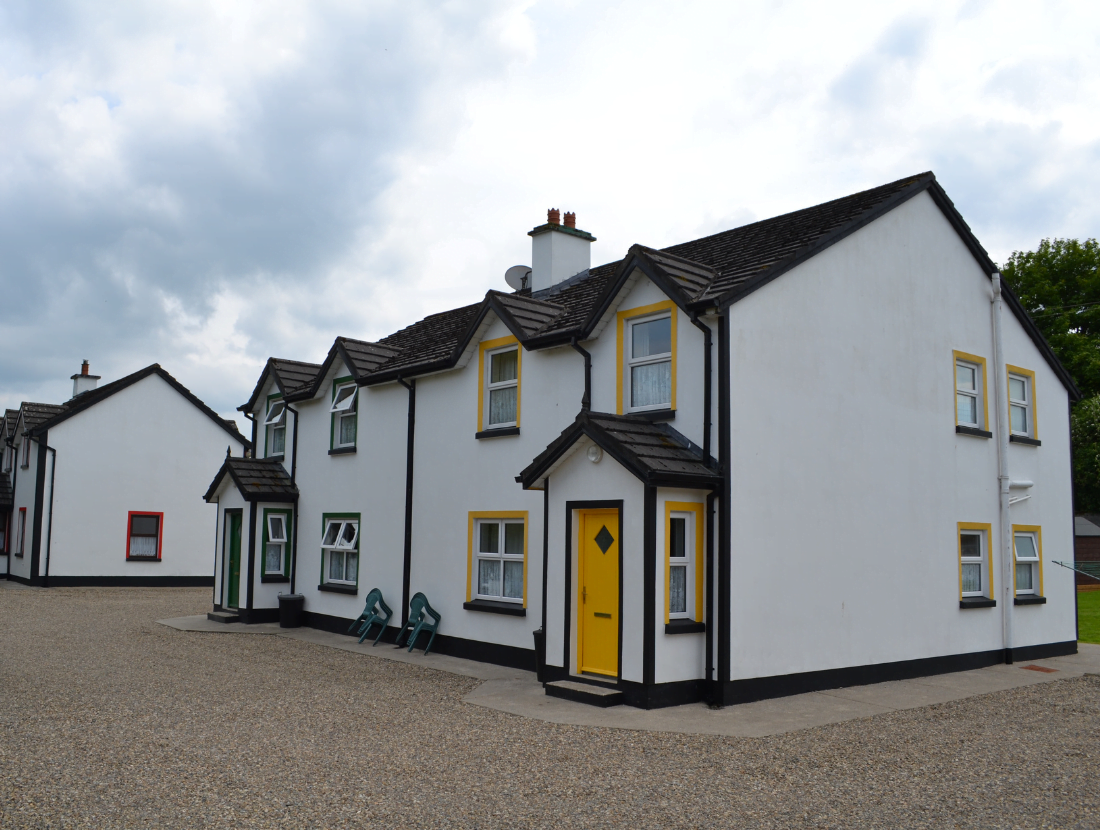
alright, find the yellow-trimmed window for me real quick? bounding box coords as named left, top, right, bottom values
left=665, top=501, right=703, bottom=623
left=1007, top=365, right=1037, bottom=439
left=618, top=301, right=677, bottom=414
left=958, top=522, right=993, bottom=599
left=478, top=336, right=521, bottom=432
left=467, top=511, right=527, bottom=605
left=953, top=351, right=988, bottom=430
left=1012, top=525, right=1043, bottom=596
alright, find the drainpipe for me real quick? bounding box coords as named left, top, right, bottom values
left=991, top=272, right=1014, bottom=663
left=243, top=411, right=257, bottom=458
left=397, top=377, right=416, bottom=627
left=716, top=313, right=732, bottom=703
left=6, top=450, right=14, bottom=578
left=689, top=314, right=713, bottom=459
left=704, top=491, right=715, bottom=693
left=570, top=339, right=592, bottom=411
left=285, top=403, right=300, bottom=595
left=42, top=444, right=56, bottom=588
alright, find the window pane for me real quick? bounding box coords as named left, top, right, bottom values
left=332, top=386, right=356, bottom=411
left=488, top=387, right=517, bottom=425
left=266, top=402, right=285, bottom=424
left=329, top=550, right=345, bottom=581
left=269, top=516, right=285, bottom=541
left=957, top=393, right=977, bottom=425
left=344, top=552, right=357, bottom=582
left=961, top=562, right=982, bottom=593
left=504, top=523, right=524, bottom=556
left=478, top=559, right=500, bottom=596
left=479, top=522, right=499, bottom=554
left=631, top=361, right=672, bottom=408
left=265, top=543, right=282, bottom=573
left=1016, top=563, right=1033, bottom=591
left=129, top=536, right=158, bottom=558
left=670, top=517, right=687, bottom=560
left=131, top=515, right=159, bottom=536
left=340, top=522, right=358, bottom=548
left=490, top=350, right=518, bottom=383
left=1014, top=534, right=1038, bottom=560
left=1010, top=404, right=1028, bottom=434
left=960, top=533, right=981, bottom=559
left=323, top=522, right=341, bottom=546
left=271, top=426, right=285, bottom=455
left=956, top=363, right=975, bottom=391
left=632, top=317, right=671, bottom=358
left=1009, top=377, right=1026, bottom=401
left=669, top=565, right=687, bottom=614
left=339, top=412, right=357, bottom=445
left=503, top=561, right=523, bottom=599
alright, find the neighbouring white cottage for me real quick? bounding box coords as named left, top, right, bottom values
left=3, top=363, right=250, bottom=586
left=205, top=173, right=1080, bottom=708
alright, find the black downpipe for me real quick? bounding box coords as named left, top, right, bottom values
left=541, top=481, right=550, bottom=637
left=285, top=403, right=300, bottom=595
left=570, top=339, right=592, bottom=411
left=211, top=497, right=220, bottom=608
left=245, top=500, right=257, bottom=615
left=29, top=437, right=47, bottom=584
left=689, top=314, right=713, bottom=459
left=43, top=445, right=57, bottom=588
left=643, top=484, right=657, bottom=687
left=704, top=491, right=715, bottom=693
left=7, top=458, right=15, bottom=577
left=244, top=411, right=257, bottom=457
left=717, top=314, right=732, bottom=703
left=397, top=377, right=416, bottom=626
left=1070, top=400, right=1079, bottom=643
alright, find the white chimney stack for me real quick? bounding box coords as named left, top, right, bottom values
left=71, top=360, right=101, bottom=398
left=528, top=208, right=595, bottom=293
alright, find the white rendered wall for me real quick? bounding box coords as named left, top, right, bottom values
left=723, top=190, right=1076, bottom=682
left=42, top=374, right=247, bottom=578
left=655, top=487, right=710, bottom=684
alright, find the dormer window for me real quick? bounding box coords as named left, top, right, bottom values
left=264, top=400, right=286, bottom=457
left=330, top=381, right=358, bottom=450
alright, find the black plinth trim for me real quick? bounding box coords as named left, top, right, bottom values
left=956, top=425, right=992, bottom=438
left=463, top=599, right=526, bottom=616
left=959, top=597, right=997, bottom=609
left=38, top=575, right=214, bottom=587
left=475, top=427, right=520, bottom=439
left=665, top=619, right=706, bottom=634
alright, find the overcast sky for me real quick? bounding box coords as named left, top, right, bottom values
left=2, top=0, right=1098, bottom=422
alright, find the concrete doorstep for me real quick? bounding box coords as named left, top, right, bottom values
left=158, top=616, right=1100, bottom=738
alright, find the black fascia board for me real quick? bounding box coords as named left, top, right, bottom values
left=239, top=359, right=278, bottom=413
left=710, top=173, right=935, bottom=312
left=203, top=460, right=298, bottom=503
left=292, top=339, right=357, bottom=403
left=485, top=291, right=565, bottom=344
left=32, top=364, right=250, bottom=450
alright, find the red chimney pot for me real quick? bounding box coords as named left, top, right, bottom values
left=564, top=212, right=576, bottom=228
left=547, top=208, right=560, bottom=225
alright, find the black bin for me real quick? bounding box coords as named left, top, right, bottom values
left=532, top=627, right=546, bottom=683
left=278, top=593, right=305, bottom=628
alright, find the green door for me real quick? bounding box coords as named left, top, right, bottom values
left=227, top=512, right=242, bottom=608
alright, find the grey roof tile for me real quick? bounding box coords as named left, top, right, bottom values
left=204, top=457, right=297, bottom=502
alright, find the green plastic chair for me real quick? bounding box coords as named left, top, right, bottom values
left=347, top=588, right=393, bottom=646
left=395, top=592, right=441, bottom=655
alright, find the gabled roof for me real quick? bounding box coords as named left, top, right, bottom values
left=204, top=457, right=298, bottom=503
left=288, top=337, right=400, bottom=401
left=520, top=410, right=721, bottom=491
left=0, top=472, right=11, bottom=509
left=20, top=403, right=66, bottom=434
left=241, top=357, right=323, bottom=411
left=2, top=409, right=17, bottom=440
left=27, top=364, right=250, bottom=447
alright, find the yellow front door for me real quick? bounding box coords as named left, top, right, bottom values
left=578, top=509, right=619, bottom=677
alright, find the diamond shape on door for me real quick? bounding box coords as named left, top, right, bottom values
left=594, top=525, right=614, bottom=554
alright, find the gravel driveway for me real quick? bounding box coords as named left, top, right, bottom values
left=2, top=586, right=1098, bottom=829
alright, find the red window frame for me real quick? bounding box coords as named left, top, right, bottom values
left=126, top=511, right=164, bottom=561
left=16, top=508, right=26, bottom=557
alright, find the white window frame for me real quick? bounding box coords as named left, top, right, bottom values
left=1008, top=372, right=1033, bottom=437
left=668, top=511, right=695, bottom=619
left=330, top=384, right=358, bottom=449
left=265, top=400, right=286, bottom=457
left=321, top=518, right=359, bottom=585
left=955, top=358, right=983, bottom=429
left=484, top=346, right=519, bottom=429
left=1013, top=530, right=1040, bottom=595
left=625, top=312, right=673, bottom=413
left=473, top=518, right=525, bottom=603
left=264, top=513, right=289, bottom=576
left=959, top=529, right=986, bottom=598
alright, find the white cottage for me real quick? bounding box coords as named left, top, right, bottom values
left=205, top=174, right=1080, bottom=708
left=3, top=363, right=250, bottom=586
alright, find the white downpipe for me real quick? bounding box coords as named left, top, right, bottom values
left=991, top=272, right=1014, bottom=662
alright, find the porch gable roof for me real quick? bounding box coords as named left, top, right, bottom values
left=204, top=456, right=298, bottom=503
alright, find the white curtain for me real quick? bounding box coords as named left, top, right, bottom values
left=632, top=362, right=671, bottom=408
left=129, top=536, right=157, bottom=558
left=489, top=387, right=517, bottom=425
left=669, top=565, right=687, bottom=614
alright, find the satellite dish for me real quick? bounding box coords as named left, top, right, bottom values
left=505, top=265, right=532, bottom=291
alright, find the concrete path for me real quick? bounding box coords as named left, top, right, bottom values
left=160, top=615, right=1100, bottom=737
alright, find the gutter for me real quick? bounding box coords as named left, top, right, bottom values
left=397, top=377, right=417, bottom=626
left=991, top=273, right=1014, bottom=663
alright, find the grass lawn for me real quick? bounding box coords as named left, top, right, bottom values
left=1079, top=590, right=1100, bottom=644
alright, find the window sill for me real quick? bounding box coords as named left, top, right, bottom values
left=317, top=583, right=358, bottom=595
left=126, top=556, right=161, bottom=562
left=956, top=425, right=992, bottom=438
left=959, top=597, right=996, bottom=609
left=463, top=599, right=526, bottom=616
left=265, top=454, right=285, bottom=462
left=1009, top=435, right=1041, bottom=447
left=476, top=427, right=520, bottom=439
left=1014, top=594, right=1047, bottom=605
left=628, top=408, right=675, bottom=423
left=328, top=446, right=357, bottom=456
left=261, top=574, right=290, bottom=583
left=665, top=619, right=705, bottom=634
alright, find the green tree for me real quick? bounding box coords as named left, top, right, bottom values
left=1003, top=238, right=1100, bottom=512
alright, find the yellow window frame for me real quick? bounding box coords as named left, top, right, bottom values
left=1006, top=364, right=1038, bottom=439
left=952, top=350, right=989, bottom=430
left=478, top=335, right=521, bottom=433
left=664, top=501, right=704, bottom=623
left=957, top=522, right=994, bottom=599
left=617, top=300, right=677, bottom=415
left=466, top=510, right=528, bottom=606
left=1011, top=524, right=1043, bottom=596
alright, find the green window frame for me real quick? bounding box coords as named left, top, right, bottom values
left=320, top=511, right=360, bottom=588
left=261, top=508, right=292, bottom=582
left=329, top=376, right=358, bottom=451
left=264, top=394, right=286, bottom=458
